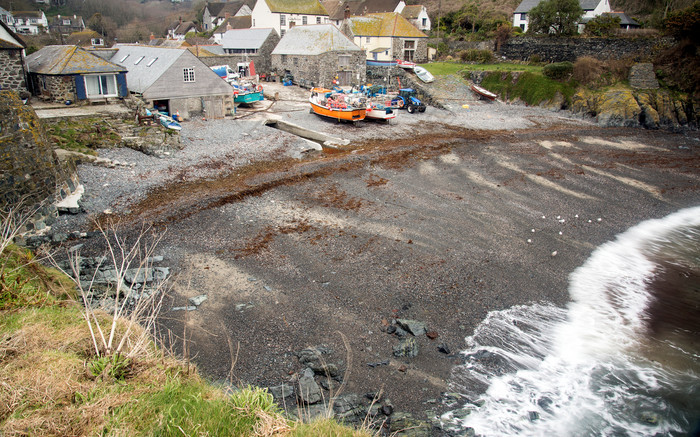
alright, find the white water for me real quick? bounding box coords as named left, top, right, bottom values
left=445, top=207, right=700, bottom=436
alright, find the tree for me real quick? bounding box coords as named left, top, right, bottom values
left=87, top=12, right=117, bottom=39
left=663, top=1, right=700, bottom=43
left=527, top=0, right=584, bottom=36
left=584, top=14, right=621, bottom=36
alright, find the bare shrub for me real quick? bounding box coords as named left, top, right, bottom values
left=573, top=56, right=604, bottom=85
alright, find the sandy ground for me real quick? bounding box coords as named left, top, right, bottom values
left=50, top=80, right=700, bottom=428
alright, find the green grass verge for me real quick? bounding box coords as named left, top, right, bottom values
left=45, top=117, right=121, bottom=155
left=478, top=71, right=578, bottom=107
left=419, top=62, right=543, bottom=76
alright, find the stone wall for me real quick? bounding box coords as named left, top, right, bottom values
left=0, top=49, right=28, bottom=93
left=629, top=63, right=660, bottom=89
left=500, top=36, right=674, bottom=62
left=272, top=51, right=366, bottom=88
left=30, top=74, right=77, bottom=103
left=0, top=90, right=79, bottom=232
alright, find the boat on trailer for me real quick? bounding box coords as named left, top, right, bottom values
left=309, top=88, right=366, bottom=122
left=471, top=84, right=498, bottom=101
left=364, top=98, right=396, bottom=122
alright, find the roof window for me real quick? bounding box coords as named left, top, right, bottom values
left=134, top=56, right=145, bottom=65
left=147, top=57, right=158, bottom=67
left=120, top=54, right=129, bottom=62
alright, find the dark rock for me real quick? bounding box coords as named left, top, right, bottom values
left=268, top=384, right=294, bottom=401
left=529, top=411, right=540, bottom=421
left=437, top=343, right=451, bottom=355
left=396, top=319, right=427, bottom=336
left=388, top=412, right=432, bottom=436
left=382, top=404, right=394, bottom=416
left=393, top=337, right=418, bottom=358
left=297, top=368, right=322, bottom=404
left=367, top=360, right=389, bottom=368
left=297, top=346, right=339, bottom=376
left=386, top=325, right=397, bottom=334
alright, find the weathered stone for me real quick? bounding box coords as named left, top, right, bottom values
left=331, top=394, right=364, bottom=420
left=268, top=384, right=294, bottom=401
left=297, top=346, right=339, bottom=376
left=389, top=412, right=432, bottom=436
left=189, top=294, right=208, bottom=306
left=629, top=63, right=659, bottom=89
left=437, top=343, right=451, bottom=355
left=297, top=368, right=322, bottom=405
left=171, top=305, right=197, bottom=311
left=596, top=90, right=641, bottom=127
left=396, top=319, right=427, bottom=336
left=393, top=337, right=419, bottom=358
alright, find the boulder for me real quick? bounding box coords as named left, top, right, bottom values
left=596, top=89, right=641, bottom=127
left=396, top=319, right=427, bottom=336
left=393, top=337, right=419, bottom=358
left=388, top=412, right=433, bottom=436
left=297, top=368, right=322, bottom=405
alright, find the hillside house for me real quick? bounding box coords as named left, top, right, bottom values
left=343, top=12, right=428, bottom=63
left=0, top=6, right=14, bottom=27
left=65, top=30, right=105, bottom=47
left=0, top=20, right=28, bottom=92
left=513, top=0, right=611, bottom=32
left=12, top=10, right=48, bottom=34
left=579, top=11, right=640, bottom=30
left=203, top=1, right=254, bottom=31
left=401, top=5, right=430, bottom=31
left=110, top=44, right=233, bottom=119
left=251, top=0, right=329, bottom=37
left=49, top=14, right=85, bottom=35
left=270, top=24, right=365, bottom=87
left=323, top=0, right=406, bottom=26
left=212, top=15, right=252, bottom=43
left=168, top=18, right=197, bottom=40
left=26, top=45, right=128, bottom=102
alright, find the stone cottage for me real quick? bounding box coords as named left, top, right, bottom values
left=26, top=45, right=128, bottom=103
left=0, top=20, right=28, bottom=93
left=343, top=12, right=428, bottom=63
left=270, top=24, right=365, bottom=88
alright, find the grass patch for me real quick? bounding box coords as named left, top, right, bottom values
left=477, top=71, right=577, bottom=107
left=420, top=61, right=542, bottom=76
left=46, top=117, right=121, bottom=154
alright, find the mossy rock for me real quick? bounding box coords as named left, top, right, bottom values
left=596, top=89, right=641, bottom=127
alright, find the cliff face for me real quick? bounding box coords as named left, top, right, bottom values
left=571, top=88, right=697, bottom=130
left=0, top=90, right=78, bottom=231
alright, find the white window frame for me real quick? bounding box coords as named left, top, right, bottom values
left=302, top=16, right=307, bottom=25
left=316, top=16, right=321, bottom=24
left=84, top=74, right=118, bottom=99
left=183, top=67, right=195, bottom=82
left=280, top=14, right=286, bottom=26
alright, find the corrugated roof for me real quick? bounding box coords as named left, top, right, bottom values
left=515, top=0, right=603, bottom=12
left=109, top=44, right=185, bottom=93
left=348, top=13, right=426, bottom=37
left=221, top=27, right=274, bottom=49
left=26, top=45, right=126, bottom=75
left=263, top=0, right=328, bottom=15
left=271, top=24, right=360, bottom=55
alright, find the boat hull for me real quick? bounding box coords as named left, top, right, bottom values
left=471, top=84, right=497, bottom=101
left=310, top=101, right=366, bottom=121
left=365, top=106, right=396, bottom=121
left=235, top=91, right=264, bottom=103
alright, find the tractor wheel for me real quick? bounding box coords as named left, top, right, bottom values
left=419, top=106, right=426, bottom=113
left=407, top=104, right=416, bottom=113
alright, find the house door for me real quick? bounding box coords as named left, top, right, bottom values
left=203, top=97, right=225, bottom=119
left=336, top=71, right=352, bottom=86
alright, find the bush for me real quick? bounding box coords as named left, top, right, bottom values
left=573, top=56, right=604, bottom=85
left=458, top=49, right=495, bottom=63
left=584, top=14, right=621, bottom=37
left=543, top=61, right=574, bottom=80
left=529, top=54, right=542, bottom=64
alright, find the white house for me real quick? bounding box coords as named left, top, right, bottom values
left=168, top=18, right=197, bottom=40
left=0, top=6, right=14, bottom=27
left=12, top=10, right=48, bottom=34
left=513, top=0, right=611, bottom=32
left=251, top=0, right=329, bottom=37
left=202, top=1, right=254, bottom=32
left=401, top=5, right=430, bottom=31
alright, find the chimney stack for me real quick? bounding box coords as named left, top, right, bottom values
left=344, top=4, right=350, bottom=19
left=225, top=12, right=230, bottom=19
left=150, top=32, right=155, bottom=40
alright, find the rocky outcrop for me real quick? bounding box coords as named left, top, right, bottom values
left=571, top=88, right=696, bottom=130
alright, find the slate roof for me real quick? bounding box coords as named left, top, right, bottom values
left=262, top=0, right=328, bottom=15
left=221, top=27, right=274, bottom=49
left=515, top=0, right=603, bottom=13
left=347, top=13, right=426, bottom=37
left=109, top=44, right=185, bottom=93
left=170, top=20, right=197, bottom=35
left=206, top=0, right=255, bottom=17
left=0, top=19, right=25, bottom=49
left=579, top=11, right=639, bottom=26
left=213, top=15, right=252, bottom=32
left=64, top=30, right=101, bottom=46
left=26, top=45, right=126, bottom=75
left=401, top=5, right=423, bottom=20
left=323, top=0, right=403, bottom=20
left=271, top=24, right=360, bottom=55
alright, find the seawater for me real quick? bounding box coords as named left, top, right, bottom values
left=444, top=207, right=700, bottom=436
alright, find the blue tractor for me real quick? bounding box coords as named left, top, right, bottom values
left=391, top=88, right=426, bottom=113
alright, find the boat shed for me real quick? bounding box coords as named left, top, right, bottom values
left=220, top=27, right=279, bottom=73
left=26, top=45, right=128, bottom=103
left=109, top=44, right=233, bottom=119
left=270, top=24, right=365, bottom=88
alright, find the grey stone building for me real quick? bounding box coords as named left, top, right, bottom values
left=219, top=27, right=279, bottom=74
left=271, top=24, right=365, bottom=88
left=110, top=44, right=234, bottom=119
left=0, top=20, right=28, bottom=93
